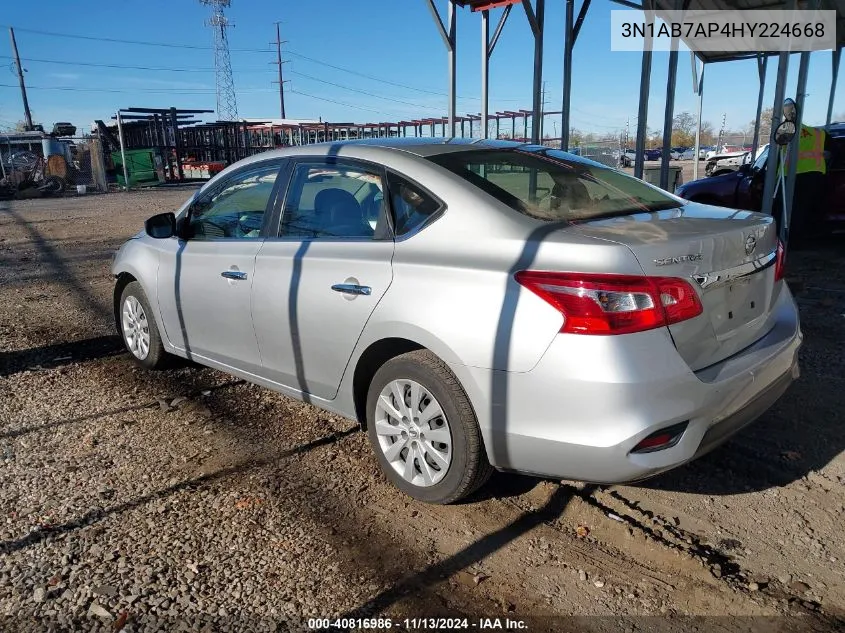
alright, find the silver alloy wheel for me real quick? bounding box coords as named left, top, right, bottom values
left=121, top=295, right=151, bottom=360
left=374, top=379, right=453, bottom=487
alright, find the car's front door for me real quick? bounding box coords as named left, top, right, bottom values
left=251, top=158, right=394, bottom=400
left=157, top=160, right=286, bottom=373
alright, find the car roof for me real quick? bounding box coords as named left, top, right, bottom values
left=286, top=136, right=542, bottom=157
left=826, top=122, right=845, bottom=138
left=215, top=136, right=607, bottom=180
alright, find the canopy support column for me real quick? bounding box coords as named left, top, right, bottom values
left=523, top=0, right=545, bottom=144
left=692, top=55, right=705, bottom=181
left=425, top=0, right=457, bottom=136
left=784, top=50, right=812, bottom=245
left=761, top=51, right=790, bottom=219
left=633, top=1, right=654, bottom=179
left=660, top=35, right=679, bottom=190
left=827, top=46, right=842, bottom=126
left=750, top=54, right=768, bottom=162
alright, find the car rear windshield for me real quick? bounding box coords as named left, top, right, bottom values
left=428, top=148, right=680, bottom=222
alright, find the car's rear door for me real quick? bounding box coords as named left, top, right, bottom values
left=251, top=157, right=394, bottom=399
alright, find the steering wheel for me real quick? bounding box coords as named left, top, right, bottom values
left=195, top=219, right=231, bottom=239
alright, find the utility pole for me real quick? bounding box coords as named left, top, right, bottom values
left=273, top=22, right=287, bottom=119
left=717, top=112, right=726, bottom=149
left=540, top=80, right=546, bottom=142
left=9, top=28, right=33, bottom=131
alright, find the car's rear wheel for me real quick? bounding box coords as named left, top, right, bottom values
left=119, top=281, right=168, bottom=370
left=366, top=350, right=493, bottom=504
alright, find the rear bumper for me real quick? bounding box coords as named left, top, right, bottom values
left=452, top=285, right=802, bottom=483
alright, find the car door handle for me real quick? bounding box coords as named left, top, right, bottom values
left=331, top=283, right=371, bottom=296
left=221, top=270, right=247, bottom=280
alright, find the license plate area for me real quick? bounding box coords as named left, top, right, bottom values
left=706, top=275, right=768, bottom=338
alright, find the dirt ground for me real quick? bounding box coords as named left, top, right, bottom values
left=1, top=189, right=844, bottom=632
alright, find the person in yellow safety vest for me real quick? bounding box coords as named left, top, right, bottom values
left=778, top=123, right=827, bottom=176
left=776, top=123, right=829, bottom=246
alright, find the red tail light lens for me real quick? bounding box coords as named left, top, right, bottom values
left=514, top=271, right=703, bottom=335
left=775, top=239, right=786, bottom=282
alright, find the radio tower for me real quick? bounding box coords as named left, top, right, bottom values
left=201, top=0, right=238, bottom=120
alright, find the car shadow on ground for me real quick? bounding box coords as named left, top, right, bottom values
left=0, top=334, right=126, bottom=378
left=0, top=425, right=357, bottom=557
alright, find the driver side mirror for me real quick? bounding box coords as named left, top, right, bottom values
left=144, top=212, right=176, bottom=239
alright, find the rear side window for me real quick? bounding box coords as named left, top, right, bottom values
left=386, top=172, right=441, bottom=236
left=428, top=149, right=679, bottom=222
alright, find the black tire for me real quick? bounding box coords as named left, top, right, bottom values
left=41, top=176, right=65, bottom=195
left=366, top=350, right=493, bottom=504
left=118, top=281, right=169, bottom=370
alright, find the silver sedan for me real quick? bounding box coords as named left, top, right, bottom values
left=112, top=138, right=802, bottom=504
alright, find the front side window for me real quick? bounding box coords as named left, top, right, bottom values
left=429, top=149, right=680, bottom=222
left=386, top=172, right=441, bottom=236
left=188, top=163, right=280, bottom=240
left=280, top=163, right=386, bottom=239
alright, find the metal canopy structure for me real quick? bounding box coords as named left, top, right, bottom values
left=648, top=0, right=845, bottom=64
left=642, top=0, right=844, bottom=243
left=428, top=0, right=843, bottom=250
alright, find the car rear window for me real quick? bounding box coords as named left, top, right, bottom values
left=428, top=148, right=680, bottom=222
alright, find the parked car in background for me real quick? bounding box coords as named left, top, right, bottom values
left=670, top=147, right=687, bottom=160
left=619, top=148, right=638, bottom=167
left=113, top=137, right=802, bottom=504
left=704, top=151, right=751, bottom=177
left=675, top=125, right=845, bottom=236
left=643, top=148, right=662, bottom=161
left=679, top=148, right=697, bottom=160
left=51, top=122, right=77, bottom=137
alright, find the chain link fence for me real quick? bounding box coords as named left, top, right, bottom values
left=574, top=139, right=624, bottom=168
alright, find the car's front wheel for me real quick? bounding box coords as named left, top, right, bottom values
left=366, top=350, right=493, bottom=504
left=119, top=281, right=168, bottom=370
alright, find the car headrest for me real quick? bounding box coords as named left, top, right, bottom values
left=314, top=188, right=364, bottom=228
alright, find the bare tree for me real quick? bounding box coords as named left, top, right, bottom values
left=747, top=107, right=774, bottom=145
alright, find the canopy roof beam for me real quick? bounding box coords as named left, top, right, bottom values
left=425, top=0, right=458, bottom=136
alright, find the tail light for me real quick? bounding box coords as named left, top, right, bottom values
left=775, top=239, right=786, bottom=282
left=514, top=271, right=703, bottom=335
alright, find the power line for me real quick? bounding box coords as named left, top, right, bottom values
left=0, top=82, right=275, bottom=95
left=0, top=54, right=273, bottom=74
left=0, top=53, right=447, bottom=112
left=0, top=23, right=526, bottom=105
left=288, top=89, right=386, bottom=115
left=285, top=50, right=518, bottom=102
left=0, top=24, right=269, bottom=52
left=288, top=70, right=441, bottom=111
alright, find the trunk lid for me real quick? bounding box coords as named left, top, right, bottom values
left=568, top=205, right=780, bottom=371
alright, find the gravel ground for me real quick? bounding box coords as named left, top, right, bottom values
left=1, top=190, right=844, bottom=632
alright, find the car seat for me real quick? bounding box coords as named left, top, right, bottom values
left=313, top=188, right=373, bottom=237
